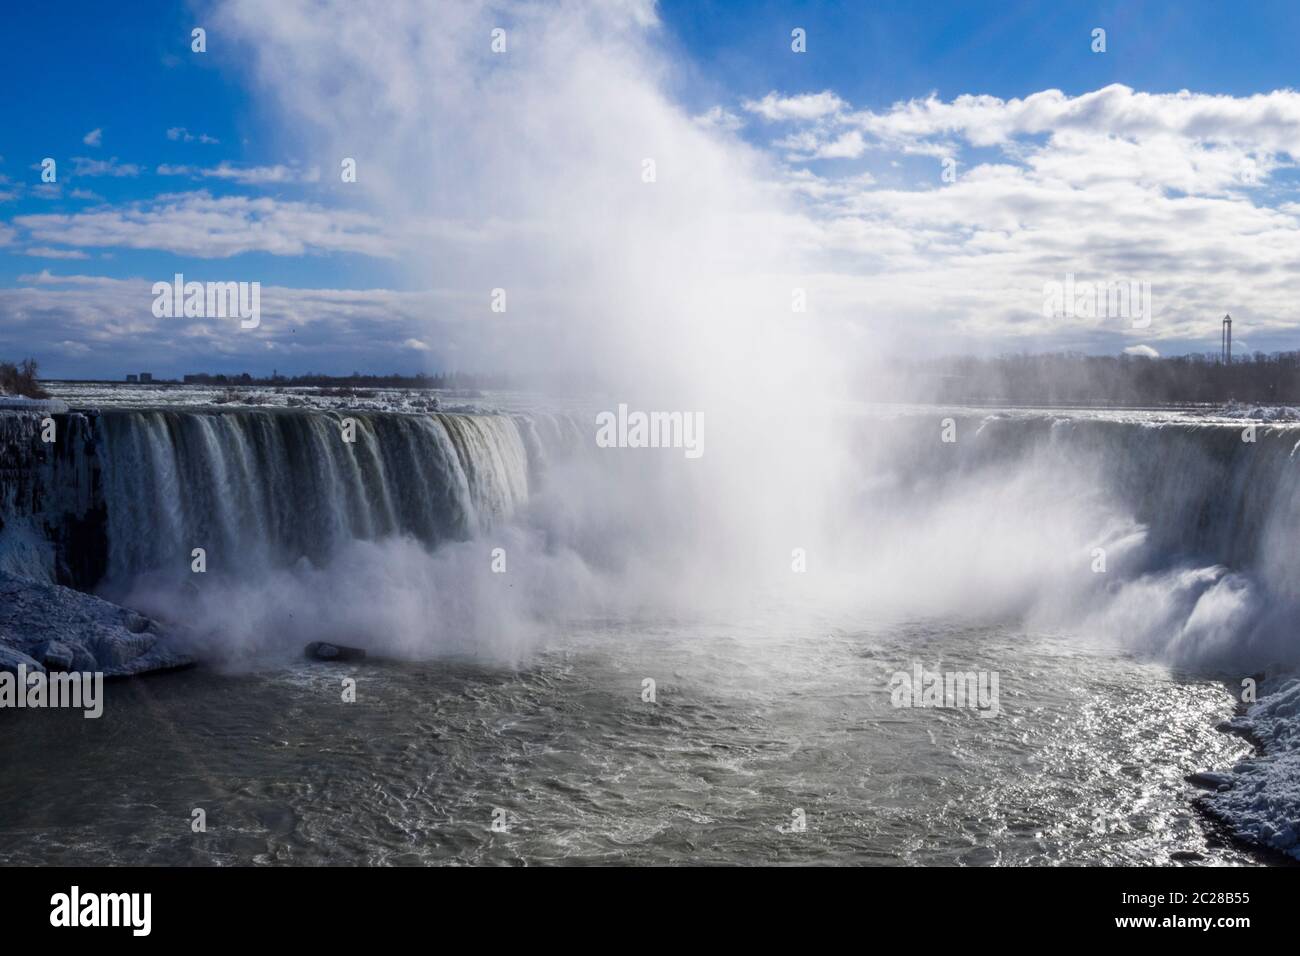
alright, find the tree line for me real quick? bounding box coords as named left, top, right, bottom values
left=907, top=352, right=1300, bottom=406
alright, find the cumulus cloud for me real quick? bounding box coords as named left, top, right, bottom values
left=166, top=127, right=219, bottom=144
left=82, top=128, right=103, bottom=147
left=0, top=273, right=465, bottom=377
left=10, top=10, right=1300, bottom=370
left=24, top=247, right=90, bottom=259
left=744, top=90, right=846, bottom=121
left=848, top=85, right=1300, bottom=154
left=735, top=82, right=1300, bottom=352
left=71, top=156, right=140, bottom=177
left=156, top=162, right=316, bottom=184
left=693, top=105, right=743, bottom=132
left=13, top=191, right=394, bottom=258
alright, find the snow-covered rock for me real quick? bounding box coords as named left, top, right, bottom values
left=0, top=573, right=192, bottom=678
left=0, top=396, right=69, bottom=414
left=1216, top=402, right=1300, bottom=422
left=1202, top=676, right=1300, bottom=859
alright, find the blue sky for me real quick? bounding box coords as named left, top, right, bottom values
left=0, top=1, right=400, bottom=292
left=3, top=0, right=1300, bottom=379
left=660, top=0, right=1300, bottom=106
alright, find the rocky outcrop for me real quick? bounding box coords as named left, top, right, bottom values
left=0, top=573, right=192, bottom=678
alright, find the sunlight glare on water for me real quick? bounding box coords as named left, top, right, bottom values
left=0, top=619, right=1257, bottom=866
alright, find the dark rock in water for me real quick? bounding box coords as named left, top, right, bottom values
left=0, top=572, right=192, bottom=677
left=1216, top=717, right=1252, bottom=735
left=1170, top=850, right=1207, bottom=861
left=1186, top=771, right=1233, bottom=791
left=30, top=639, right=74, bottom=672
left=305, top=641, right=366, bottom=662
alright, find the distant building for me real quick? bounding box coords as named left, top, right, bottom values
left=125, top=374, right=138, bottom=383
left=139, top=372, right=153, bottom=383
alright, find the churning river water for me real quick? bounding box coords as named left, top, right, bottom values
left=0, top=617, right=1264, bottom=866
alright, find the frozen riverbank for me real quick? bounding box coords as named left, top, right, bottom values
left=1203, top=676, right=1300, bottom=860
left=0, top=573, right=192, bottom=679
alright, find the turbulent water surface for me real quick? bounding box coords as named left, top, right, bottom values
left=0, top=619, right=1262, bottom=865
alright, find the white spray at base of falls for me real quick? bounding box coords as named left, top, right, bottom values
left=60, top=404, right=1300, bottom=674
left=824, top=411, right=1300, bottom=673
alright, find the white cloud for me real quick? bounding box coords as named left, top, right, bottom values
left=693, top=106, right=743, bottom=132
left=156, top=162, right=319, bottom=184
left=722, top=82, right=1300, bottom=352
left=744, top=91, right=846, bottom=122
left=24, top=247, right=90, bottom=259
left=1124, top=344, right=1160, bottom=358
left=167, top=127, right=220, bottom=144
left=13, top=6, right=1300, bottom=376
left=14, top=191, right=394, bottom=258
left=0, top=274, right=472, bottom=376
left=845, top=85, right=1300, bottom=155
left=82, top=128, right=103, bottom=147
left=813, top=130, right=867, bottom=159
left=71, top=156, right=140, bottom=177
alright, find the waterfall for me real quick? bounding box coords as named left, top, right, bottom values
left=862, top=413, right=1300, bottom=576
left=844, top=412, right=1300, bottom=666
left=8, top=403, right=1300, bottom=666
left=94, top=409, right=541, bottom=584
left=1, top=407, right=572, bottom=590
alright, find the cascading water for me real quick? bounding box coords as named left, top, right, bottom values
left=843, top=411, right=1300, bottom=669
left=7, top=403, right=1300, bottom=670
left=95, top=409, right=536, bottom=584
left=1, top=406, right=590, bottom=592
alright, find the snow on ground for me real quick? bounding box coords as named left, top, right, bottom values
left=1216, top=402, right=1300, bottom=422
left=1203, top=676, right=1300, bottom=860
left=43, top=381, right=516, bottom=415
left=0, top=396, right=69, bottom=413
left=0, top=573, right=192, bottom=679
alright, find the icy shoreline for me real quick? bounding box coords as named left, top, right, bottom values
left=0, top=573, right=192, bottom=680
left=1202, top=676, right=1300, bottom=860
